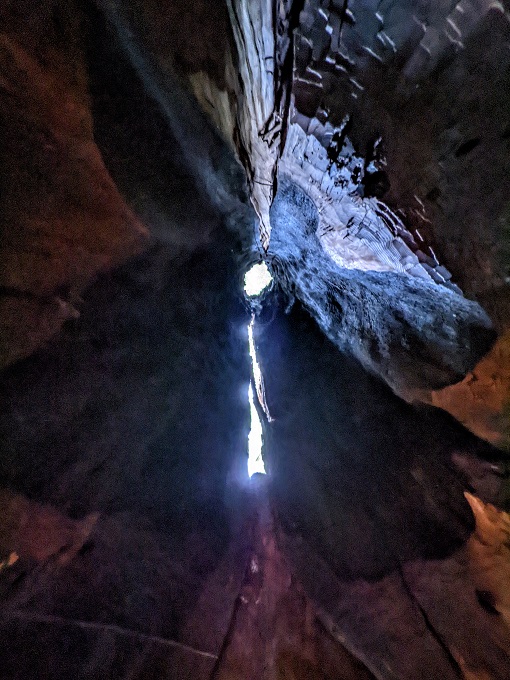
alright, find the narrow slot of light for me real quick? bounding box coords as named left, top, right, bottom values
left=248, top=315, right=273, bottom=422
left=244, top=262, right=272, bottom=297
left=248, top=317, right=262, bottom=402
left=244, top=263, right=272, bottom=477
left=247, top=382, right=266, bottom=477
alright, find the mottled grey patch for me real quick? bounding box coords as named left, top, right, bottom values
left=268, top=176, right=495, bottom=395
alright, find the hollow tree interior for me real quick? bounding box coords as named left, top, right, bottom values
left=1, top=1, right=510, bottom=678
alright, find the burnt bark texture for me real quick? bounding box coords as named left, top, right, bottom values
left=1, top=1, right=510, bottom=678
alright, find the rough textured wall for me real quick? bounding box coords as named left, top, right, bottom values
left=0, top=5, right=250, bottom=675
left=0, top=30, right=256, bottom=660
left=267, top=177, right=495, bottom=395
left=1, top=1, right=510, bottom=678
left=0, top=235, right=254, bottom=679
left=257, top=300, right=510, bottom=679
left=428, top=333, right=510, bottom=449
left=212, top=480, right=377, bottom=680
left=94, top=0, right=264, bottom=249
left=0, top=0, right=148, bottom=368
left=288, top=0, right=510, bottom=442
left=293, top=0, right=510, bottom=296
left=0, top=5, right=384, bottom=677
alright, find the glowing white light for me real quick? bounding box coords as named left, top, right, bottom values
left=246, top=315, right=267, bottom=477
left=244, top=267, right=271, bottom=477
left=247, top=382, right=266, bottom=477
left=244, top=262, right=272, bottom=297
left=248, top=318, right=262, bottom=399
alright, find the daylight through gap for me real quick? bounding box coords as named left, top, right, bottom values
left=244, top=264, right=272, bottom=476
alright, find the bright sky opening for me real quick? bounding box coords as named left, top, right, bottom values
left=244, top=262, right=272, bottom=297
